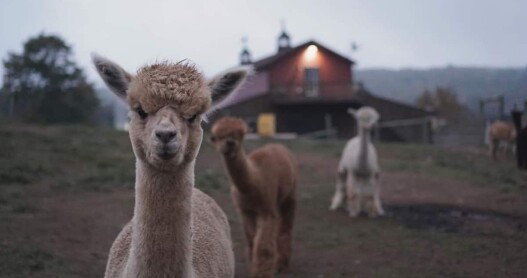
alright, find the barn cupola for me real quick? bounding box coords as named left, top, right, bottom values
left=239, top=37, right=252, bottom=65
left=277, top=24, right=291, bottom=52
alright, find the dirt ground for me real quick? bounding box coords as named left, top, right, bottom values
left=1, top=124, right=526, bottom=277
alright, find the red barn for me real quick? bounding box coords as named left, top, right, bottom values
left=216, top=30, right=432, bottom=142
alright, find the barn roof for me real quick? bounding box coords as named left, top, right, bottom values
left=221, top=83, right=432, bottom=121
left=252, top=40, right=355, bottom=70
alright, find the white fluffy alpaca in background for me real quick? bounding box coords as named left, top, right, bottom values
left=330, top=106, right=384, bottom=217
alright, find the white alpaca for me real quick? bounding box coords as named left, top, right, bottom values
left=92, top=54, right=250, bottom=278
left=329, top=106, right=384, bottom=217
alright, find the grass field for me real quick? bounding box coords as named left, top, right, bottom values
left=1, top=122, right=526, bottom=277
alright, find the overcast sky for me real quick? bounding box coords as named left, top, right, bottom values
left=1, top=0, right=526, bottom=84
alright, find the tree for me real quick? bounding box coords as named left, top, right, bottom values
left=416, top=87, right=463, bottom=121
left=416, top=89, right=434, bottom=112
left=1, top=33, right=99, bottom=123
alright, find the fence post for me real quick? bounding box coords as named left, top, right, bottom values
left=422, top=119, right=428, bottom=144
left=498, top=95, right=504, bottom=120
left=324, top=113, right=332, bottom=138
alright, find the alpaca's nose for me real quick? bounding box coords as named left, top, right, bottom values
left=226, top=139, right=235, bottom=147
left=155, top=129, right=177, bottom=143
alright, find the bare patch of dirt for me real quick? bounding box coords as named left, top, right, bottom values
left=387, top=204, right=524, bottom=234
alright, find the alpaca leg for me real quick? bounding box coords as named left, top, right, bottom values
left=491, top=139, right=498, bottom=160
left=346, top=175, right=361, bottom=218
left=349, top=194, right=362, bottom=218
left=369, top=179, right=384, bottom=217
left=510, top=142, right=516, bottom=157
left=330, top=168, right=347, bottom=211
left=364, top=196, right=376, bottom=218
left=505, top=142, right=513, bottom=157
left=373, top=192, right=385, bottom=216
left=241, top=211, right=257, bottom=264
left=365, top=193, right=384, bottom=218
left=251, top=216, right=279, bottom=278
left=277, top=197, right=295, bottom=272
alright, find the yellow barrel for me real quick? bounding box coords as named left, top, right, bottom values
left=257, top=113, right=276, bottom=137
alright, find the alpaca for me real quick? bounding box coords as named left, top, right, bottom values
left=210, top=117, right=298, bottom=278
left=92, top=54, right=250, bottom=278
left=511, top=110, right=527, bottom=170
left=487, top=120, right=516, bottom=160
left=329, top=106, right=384, bottom=218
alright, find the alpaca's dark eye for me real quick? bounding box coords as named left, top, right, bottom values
left=210, top=135, right=216, bottom=142
left=186, top=114, right=198, bottom=123
left=136, top=107, right=148, bottom=119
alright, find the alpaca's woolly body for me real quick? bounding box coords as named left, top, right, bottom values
left=212, top=118, right=298, bottom=278
left=330, top=107, right=384, bottom=217
left=488, top=121, right=516, bottom=160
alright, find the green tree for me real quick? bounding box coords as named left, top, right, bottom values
left=416, top=87, right=463, bottom=121
left=1, top=33, right=99, bottom=123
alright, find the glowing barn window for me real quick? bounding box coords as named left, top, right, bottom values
left=305, top=45, right=318, bottom=61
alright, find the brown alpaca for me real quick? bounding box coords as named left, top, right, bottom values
left=92, top=54, right=250, bottom=278
left=488, top=121, right=516, bottom=160
left=210, top=117, right=298, bottom=278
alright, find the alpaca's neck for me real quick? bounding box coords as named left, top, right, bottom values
left=223, top=147, right=254, bottom=195
left=357, top=127, right=371, bottom=171
left=126, top=160, right=194, bottom=277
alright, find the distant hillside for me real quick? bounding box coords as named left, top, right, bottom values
left=356, top=67, right=527, bottom=116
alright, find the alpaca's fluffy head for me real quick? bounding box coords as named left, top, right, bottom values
left=348, top=106, right=380, bottom=130
left=124, top=62, right=209, bottom=169
left=92, top=54, right=250, bottom=170
left=130, top=62, right=210, bottom=117
left=210, top=117, right=248, bottom=156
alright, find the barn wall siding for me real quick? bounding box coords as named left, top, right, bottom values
left=268, top=46, right=352, bottom=99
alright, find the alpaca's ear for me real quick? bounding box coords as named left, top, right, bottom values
left=347, top=108, right=357, bottom=117
left=208, top=66, right=252, bottom=105
left=91, top=53, right=132, bottom=100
